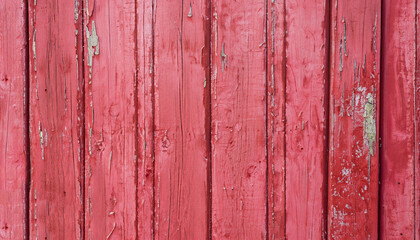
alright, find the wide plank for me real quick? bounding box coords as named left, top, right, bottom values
left=380, top=0, right=419, bottom=238
left=28, top=0, right=84, bottom=239
left=328, top=0, right=381, bottom=238
left=84, top=0, right=138, bottom=238
left=211, top=1, right=266, bottom=239
left=153, top=0, right=210, bottom=239
left=0, top=1, right=28, bottom=239
left=284, top=0, right=329, bottom=239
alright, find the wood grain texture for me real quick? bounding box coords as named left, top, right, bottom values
left=28, top=0, right=84, bottom=239
left=153, top=0, right=210, bottom=239
left=211, top=1, right=266, bottom=239
left=380, top=0, right=419, bottom=238
left=284, top=0, right=329, bottom=239
left=0, top=1, right=28, bottom=239
left=266, top=0, right=286, bottom=239
left=414, top=0, right=420, bottom=240
left=84, top=0, right=138, bottom=239
left=136, top=0, right=154, bottom=239
left=6, top=1, right=420, bottom=239
left=415, top=1, right=420, bottom=238
left=328, top=0, right=381, bottom=238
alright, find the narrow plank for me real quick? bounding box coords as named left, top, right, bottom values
left=83, top=0, right=138, bottom=239
left=284, top=0, right=329, bottom=239
left=211, top=1, right=266, bottom=239
left=136, top=0, right=154, bottom=239
left=380, top=0, right=418, bottom=238
left=0, top=1, right=28, bottom=239
left=328, top=0, right=381, bottom=238
left=266, top=0, right=286, bottom=238
left=153, top=0, right=210, bottom=238
left=28, top=0, right=84, bottom=239
left=415, top=1, right=420, bottom=238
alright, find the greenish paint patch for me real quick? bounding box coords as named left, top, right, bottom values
left=363, top=93, right=376, bottom=156
left=339, top=39, right=343, bottom=79
left=74, top=0, right=79, bottom=23
left=86, top=21, right=99, bottom=67
left=86, top=21, right=99, bottom=82
left=342, top=17, right=347, bottom=56
left=32, top=30, right=37, bottom=71
left=38, top=122, right=44, bottom=160
left=221, top=43, right=227, bottom=72
left=89, top=127, right=92, bottom=155
left=188, top=3, right=192, bottom=17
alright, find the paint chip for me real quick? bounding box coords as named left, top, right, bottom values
left=188, top=3, right=192, bottom=17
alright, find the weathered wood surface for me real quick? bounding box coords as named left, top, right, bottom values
left=28, top=0, right=84, bottom=239
left=328, top=0, right=381, bottom=238
left=381, top=0, right=420, bottom=238
left=136, top=0, right=154, bottom=239
left=3, top=0, right=420, bottom=239
left=0, top=1, right=28, bottom=239
left=211, top=1, right=267, bottom=239
left=267, top=1, right=329, bottom=239
left=284, top=0, right=329, bottom=239
left=416, top=2, right=420, bottom=237
left=266, top=0, right=286, bottom=238
left=83, top=0, right=139, bottom=239
left=153, top=0, right=210, bottom=239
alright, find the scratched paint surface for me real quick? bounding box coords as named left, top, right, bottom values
left=266, top=0, right=286, bottom=238
left=381, top=0, right=420, bottom=238
left=28, top=0, right=84, bottom=239
left=3, top=1, right=420, bottom=239
left=284, top=0, right=329, bottom=239
left=0, top=1, right=27, bottom=239
left=136, top=0, right=154, bottom=239
left=84, top=0, right=138, bottom=239
left=211, top=1, right=267, bottom=239
left=328, top=0, right=381, bottom=238
left=416, top=2, right=420, bottom=236
left=153, top=0, right=210, bottom=239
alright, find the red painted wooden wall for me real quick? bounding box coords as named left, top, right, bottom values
left=1, top=0, right=419, bottom=239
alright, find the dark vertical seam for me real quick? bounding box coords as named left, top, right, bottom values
left=323, top=0, right=332, bottom=239
left=179, top=3, right=185, bottom=238
left=151, top=0, right=156, bottom=238
left=379, top=0, right=390, bottom=238
left=134, top=0, right=140, bottom=239
left=80, top=0, right=86, bottom=239
left=264, top=0, right=269, bottom=239
left=378, top=0, right=384, bottom=238
left=24, top=0, right=30, bottom=239
left=206, top=0, right=212, bottom=239
left=282, top=0, right=287, bottom=238
left=413, top=0, right=418, bottom=238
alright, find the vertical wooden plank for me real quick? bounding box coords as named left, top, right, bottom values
left=211, top=0, right=266, bottom=239
left=284, top=0, right=329, bottom=239
left=153, top=0, right=210, bottom=238
left=267, top=0, right=286, bottom=238
left=0, top=1, right=28, bottom=239
left=84, top=0, right=138, bottom=239
left=28, top=0, right=84, bottom=239
left=136, top=0, right=154, bottom=239
left=380, top=0, right=418, bottom=238
left=416, top=1, right=420, bottom=238
left=328, top=0, right=381, bottom=238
